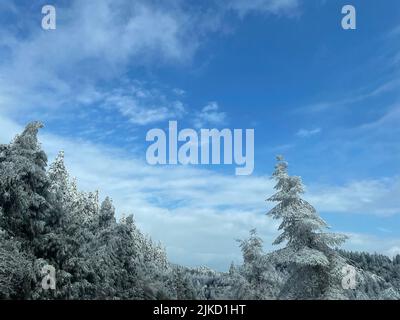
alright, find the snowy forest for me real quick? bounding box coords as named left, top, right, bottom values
left=0, top=122, right=399, bottom=300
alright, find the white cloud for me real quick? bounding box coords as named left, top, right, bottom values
left=0, top=0, right=201, bottom=119
left=387, top=246, right=400, bottom=257
left=306, top=178, right=400, bottom=216
left=296, top=127, right=321, bottom=138
left=102, top=83, right=186, bottom=125
left=193, top=102, right=227, bottom=128
left=0, top=0, right=303, bottom=123
left=344, top=232, right=400, bottom=258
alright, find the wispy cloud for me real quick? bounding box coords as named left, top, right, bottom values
left=298, top=79, right=400, bottom=114
left=298, top=23, right=400, bottom=116
left=193, top=102, right=227, bottom=128
left=358, top=104, right=400, bottom=132
left=102, top=82, right=186, bottom=125
left=0, top=0, right=302, bottom=120
left=306, top=178, right=400, bottom=217
left=296, top=128, right=321, bottom=138
left=0, top=0, right=204, bottom=118
left=344, top=232, right=400, bottom=258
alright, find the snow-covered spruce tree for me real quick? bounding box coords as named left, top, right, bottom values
left=43, top=151, right=96, bottom=299
left=0, top=122, right=51, bottom=246
left=97, top=197, right=116, bottom=229
left=171, top=266, right=197, bottom=300
left=235, top=229, right=282, bottom=299
left=267, top=156, right=348, bottom=299
left=84, top=197, right=172, bottom=299
left=0, top=122, right=70, bottom=299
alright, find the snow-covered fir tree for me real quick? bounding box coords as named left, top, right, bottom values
left=236, top=229, right=282, bottom=299
left=267, top=155, right=348, bottom=299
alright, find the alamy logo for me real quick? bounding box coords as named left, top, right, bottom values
left=41, top=5, right=56, bottom=30
left=41, top=264, right=56, bottom=290
left=341, top=265, right=357, bottom=289
left=146, top=121, right=254, bottom=175
left=341, top=5, right=356, bottom=30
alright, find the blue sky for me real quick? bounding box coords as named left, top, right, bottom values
left=0, top=0, right=399, bottom=270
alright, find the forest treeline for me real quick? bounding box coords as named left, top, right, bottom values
left=0, top=122, right=399, bottom=300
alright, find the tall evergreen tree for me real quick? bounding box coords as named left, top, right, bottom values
left=267, top=156, right=348, bottom=299
left=235, top=229, right=282, bottom=299
left=98, top=197, right=116, bottom=229
left=0, top=121, right=51, bottom=248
